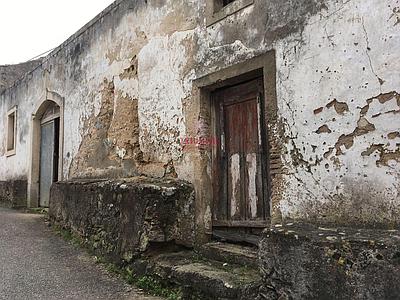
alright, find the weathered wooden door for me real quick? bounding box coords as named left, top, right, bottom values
left=39, top=118, right=60, bottom=207
left=213, top=78, right=269, bottom=235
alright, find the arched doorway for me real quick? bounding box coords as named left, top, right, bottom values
left=39, top=102, right=60, bottom=207
left=28, top=91, right=64, bottom=208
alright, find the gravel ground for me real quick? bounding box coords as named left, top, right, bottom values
left=0, top=207, right=162, bottom=300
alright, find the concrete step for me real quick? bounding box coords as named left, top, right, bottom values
left=199, top=242, right=259, bottom=268
left=137, top=251, right=261, bottom=299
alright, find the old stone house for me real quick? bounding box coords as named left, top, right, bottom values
left=1, top=0, right=399, bottom=298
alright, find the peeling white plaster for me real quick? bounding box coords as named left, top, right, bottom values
left=247, top=153, right=258, bottom=218
left=230, top=153, right=240, bottom=218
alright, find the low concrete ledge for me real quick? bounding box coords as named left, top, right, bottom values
left=0, top=180, right=27, bottom=208
left=260, top=223, right=400, bottom=299
left=49, top=177, right=195, bottom=263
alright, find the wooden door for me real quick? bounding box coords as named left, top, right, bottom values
left=213, top=78, right=269, bottom=231
left=39, top=121, right=55, bottom=207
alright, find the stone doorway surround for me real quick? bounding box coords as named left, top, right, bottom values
left=190, top=51, right=280, bottom=244
left=28, top=90, right=64, bottom=208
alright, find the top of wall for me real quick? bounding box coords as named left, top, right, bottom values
left=0, top=0, right=126, bottom=96
left=0, top=59, right=43, bottom=94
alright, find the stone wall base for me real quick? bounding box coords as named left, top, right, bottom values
left=49, top=177, right=195, bottom=264
left=0, top=180, right=27, bottom=208
left=259, top=223, right=400, bottom=300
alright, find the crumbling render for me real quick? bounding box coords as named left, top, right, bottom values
left=313, top=99, right=349, bottom=116
left=388, top=132, right=400, bottom=139
left=362, top=144, right=400, bottom=166
left=316, top=124, right=332, bottom=134
left=360, top=91, right=400, bottom=116
left=119, top=55, right=138, bottom=80
left=313, top=107, right=323, bottom=114
left=319, top=91, right=400, bottom=157
left=69, top=79, right=142, bottom=178
left=326, top=99, right=349, bottom=115
left=334, top=117, right=375, bottom=155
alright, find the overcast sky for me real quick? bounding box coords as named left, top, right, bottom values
left=0, top=0, right=115, bottom=65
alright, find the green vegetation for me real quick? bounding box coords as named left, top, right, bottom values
left=136, top=276, right=182, bottom=300
left=53, top=225, right=84, bottom=247
left=52, top=223, right=183, bottom=299
left=26, top=207, right=48, bottom=215
left=96, top=260, right=183, bottom=299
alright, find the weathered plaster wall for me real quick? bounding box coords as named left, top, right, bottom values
left=195, top=0, right=400, bottom=227
left=0, top=0, right=399, bottom=227
left=275, top=0, right=400, bottom=226
left=0, top=71, right=43, bottom=181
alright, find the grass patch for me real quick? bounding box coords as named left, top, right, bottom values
left=53, top=225, right=84, bottom=248
left=97, top=260, right=183, bottom=299
left=136, top=275, right=182, bottom=300
left=98, top=259, right=182, bottom=299
left=25, top=207, right=48, bottom=215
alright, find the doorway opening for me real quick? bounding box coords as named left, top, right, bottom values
left=28, top=91, right=64, bottom=208
left=212, top=77, right=270, bottom=244
left=192, top=51, right=277, bottom=245
left=39, top=102, right=60, bottom=207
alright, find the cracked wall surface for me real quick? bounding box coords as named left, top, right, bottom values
left=276, top=0, right=400, bottom=227
left=0, top=0, right=399, bottom=227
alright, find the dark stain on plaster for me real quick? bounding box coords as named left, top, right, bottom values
left=70, top=40, right=89, bottom=82
left=206, top=0, right=329, bottom=64
left=261, top=0, right=328, bottom=43
left=290, top=140, right=309, bottom=169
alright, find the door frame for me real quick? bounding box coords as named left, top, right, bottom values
left=28, top=91, right=64, bottom=208
left=191, top=51, right=280, bottom=243
left=212, top=78, right=269, bottom=228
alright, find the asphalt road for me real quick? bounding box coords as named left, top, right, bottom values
left=0, top=207, right=161, bottom=300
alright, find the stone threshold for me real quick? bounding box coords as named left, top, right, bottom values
left=133, top=247, right=261, bottom=300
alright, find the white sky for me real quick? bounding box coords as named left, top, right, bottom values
left=0, top=0, right=115, bottom=65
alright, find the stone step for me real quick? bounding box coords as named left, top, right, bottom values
left=137, top=251, right=261, bottom=299
left=199, top=242, right=259, bottom=268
